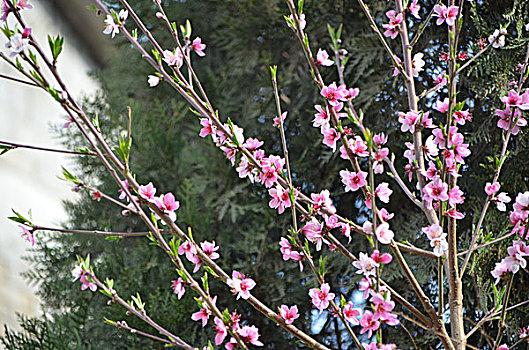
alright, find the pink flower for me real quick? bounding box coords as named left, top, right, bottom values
left=311, top=189, right=336, bottom=214
left=340, top=169, right=367, bottom=192
left=498, top=345, right=509, bottom=350
left=408, top=0, right=420, bottom=19
left=506, top=241, right=529, bottom=273
left=268, top=186, right=292, bottom=214
left=448, top=186, right=465, bottom=207
left=372, top=250, right=392, bottom=265
left=273, top=111, right=287, bottom=128
left=382, top=10, right=403, bottom=39
left=214, top=317, right=227, bottom=345
left=313, top=105, right=331, bottom=129
left=446, top=208, right=465, bottom=220
left=280, top=238, right=302, bottom=262
left=375, top=222, right=394, bottom=244
left=398, top=110, right=420, bottom=133
left=17, top=0, right=32, bottom=9
left=191, top=37, right=206, bottom=56
left=434, top=98, right=450, bottom=113
left=322, top=126, right=340, bottom=151
left=154, top=192, right=180, bottom=221
left=138, top=182, right=156, bottom=202
left=303, top=218, right=325, bottom=251
left=72, top=265, right=97, bottom=292
left=19, top=225, right=34, bottom=246
left=191, top=296, right=217, bottom=327
left=372, top=293, right=399, bottom=325
left=80, top=274, right=97, bottom=292
left=496, top=107, right=526, bottom=135
left=453, top=110, right=472, bottom=125
left=375, top=182, right=393, bottom=203
left=501, top=90, right=529, bottom=110
left=242, top=137, right=264, bottom=151
left=199, top=118, right=216, bottom=138
left=359, top=278, right=374, bottom=300
left=178, top=240, right=197, bottom=261
left=433, top=4, right=459, bottom=26
left=491, top=260, right=510, bottom=284
left=340, top=136, right=369, bottom=159
left=338, top=222, right=352, bottom=243
left=308, top=283, right=335, bottom=312
left=423, top=177, right=449, bottom=205
left=316, top=48, right=334, bottom=66
left=237, top=325, right=263, bottom=346
left=373, top=133, right=388, bottom=147
left=201, top=240, right=220, bottom=260
left=227, top=270, right=256, bottom=300
left=343, top=302, right=361, bottom=325
left=321, top=82, right=348, bottom=107
left=485, top=182, right=501, bottom=196
left=278, top=305, right=299, bottom=324
left=359, top=310, right=380, bottom=338
left=345, top=87, right=360, bottom=99
left=286, top=13, right=306, bottom=31
left=434, top=71, right=447, bottom=88
left=171, top=277, right=186, bottom=299
left=379, top=208, right=394, bottom=222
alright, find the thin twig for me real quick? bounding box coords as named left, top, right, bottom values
left=0, top=140, right=97, bottom=156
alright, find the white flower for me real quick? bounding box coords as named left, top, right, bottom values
left=6, top=33, right=29, bottom=56
left=412, top=53, right=425, bottom=77
left=163, top=49, right=183, bottom=68
left=103, top=10, right=128, bottom=39
left=117, top=9, right=128, bottom=22
left=103, top=15, right=119, bottom=38
left=431, top=238, right=448, bottom=257
left=488, top=29, right=506, bottom=49
left=148, top=75, right=161, bottom=87
left=424, top=135, right=439, bottom=158
left=352, top=252, right=378, bottom=277
left=495, top=192, right=511, bottom=212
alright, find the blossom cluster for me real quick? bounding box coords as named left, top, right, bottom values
left=491, top=240, right=529, bottom=284
left=178, top=239, right=220, bottom=273
left=191, top=296, right=263, bottom=348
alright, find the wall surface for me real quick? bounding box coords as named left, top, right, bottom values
left=0, top=0, right=101, bottom=333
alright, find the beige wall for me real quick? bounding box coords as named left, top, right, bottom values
left=0, top=0, right=100, bottom=333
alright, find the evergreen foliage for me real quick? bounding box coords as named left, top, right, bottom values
left=2, top=0, right=529, bottom=349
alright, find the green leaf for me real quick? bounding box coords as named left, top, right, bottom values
left=203, top=266, right=218, bottom=278
left=297, top=0, right=304, bottom=15
left=28, top=50, right=38, bottom=66
left=201, top=272, right=208, bottom=292
left=0, top=143, right=14, bottom=156
left=103, top=318, right=116, bottom=326
left=48, top=35, right=64, bottom=63
left=115, top=135, right=132, bottom=164
left=59, top=166, right=79, bottom=184
left=318, top=255, right=327, bottom=277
